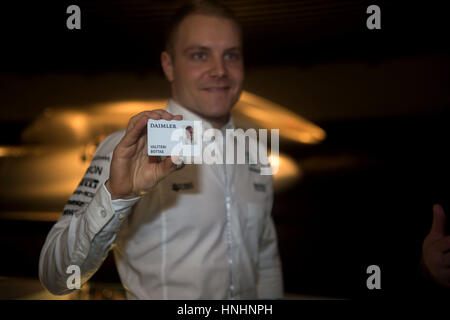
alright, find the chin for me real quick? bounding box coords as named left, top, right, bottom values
left=204, top=103, right=232, bottom=118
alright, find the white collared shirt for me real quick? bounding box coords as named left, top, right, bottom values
left=39, top=99, right=283, bottom=299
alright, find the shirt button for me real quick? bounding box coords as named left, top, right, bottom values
left=118, top=213, right=124, bottom=220
left=100, top=210, right=107, bottom=218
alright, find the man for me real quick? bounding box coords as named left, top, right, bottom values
left=39, top=0, right=283, bottom=299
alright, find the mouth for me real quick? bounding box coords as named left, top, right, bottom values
left=202, top=86, right=231, bottom=93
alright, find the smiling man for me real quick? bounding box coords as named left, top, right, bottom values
left=39, top=0, right=283, bottom=299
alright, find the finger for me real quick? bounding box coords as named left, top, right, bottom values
left=160, top=156, right=184, bottom=176
left=118, top=110, right=183, bottom=151
left=170, top=155, right=184, bottom=166
left=167, top=156, right=185, bottom=171
left=430, top=204, right=446, bottom=237
left=128, top=111, right=162, bottom=128
left=434, top=236, right=450, bottom=253
left=150, top=109, right=171, bottom=120
left=121, top=112, right=162, bottom=148
left=151, top=109, right=183, bottom=121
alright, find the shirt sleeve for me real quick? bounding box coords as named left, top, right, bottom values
left=38, top=130, right=140, bottom=295
left=108, top=186, right=141, bottom=212
left=256, top=178, right=284, bottom=299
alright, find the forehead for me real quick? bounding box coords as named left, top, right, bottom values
left=173, top=14, right=241, bottom=50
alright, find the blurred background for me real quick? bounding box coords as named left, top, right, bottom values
left=0, top=0, right=449, bottom=299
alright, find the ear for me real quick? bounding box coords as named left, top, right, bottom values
left=161, top=51, right=174, bottom=82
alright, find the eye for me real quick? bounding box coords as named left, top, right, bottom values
left=192, top=52, right=207, bottom=60
left=224, top=52, right=240, bottom=61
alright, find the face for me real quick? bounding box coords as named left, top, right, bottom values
left=161, top=14, right=244, bottom=128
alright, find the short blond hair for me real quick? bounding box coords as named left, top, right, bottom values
left=165, top=0, right=242, bottom=58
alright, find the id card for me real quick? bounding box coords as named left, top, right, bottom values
left=147, top=119, right=201, bottom=157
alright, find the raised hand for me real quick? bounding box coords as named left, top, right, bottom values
left=105, top=110, right=183, bottom=200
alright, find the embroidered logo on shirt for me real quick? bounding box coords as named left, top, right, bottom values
left=63, top=209, right=76, bottom=216
left=78, top=178, right=99, bottom=189
left=253, top=183, right=266, bottom=192
left=92, top=155, right=110, bottom=161
left=172, top=182, right=194, bottom=192
left=249, top=164, right=261, bottom=173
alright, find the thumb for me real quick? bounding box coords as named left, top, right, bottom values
left=158, top=156, right=184, bottom=177
left=429, top=204, right=446, bottom=237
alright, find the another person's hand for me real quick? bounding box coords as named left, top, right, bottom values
left=106, top=110, right=183, bottom=200
left=422, top=204, right=450, bottom=288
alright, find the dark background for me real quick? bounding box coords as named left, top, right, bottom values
left=1, top=0, right=449, bottom=299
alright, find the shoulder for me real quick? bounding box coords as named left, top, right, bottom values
left=94, top=129, right=126, bottom=157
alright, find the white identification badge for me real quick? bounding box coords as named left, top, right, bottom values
left=147, top=119, right=202, bottom=157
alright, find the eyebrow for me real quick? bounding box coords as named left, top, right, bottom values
left=183, top=46, right=210, bottom=54
left=183, top=45, right=242, bottom=54
left=224, top=47, right=242, bottom=52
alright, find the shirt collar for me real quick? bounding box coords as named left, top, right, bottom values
left=165, top=98, right=235, bottom=132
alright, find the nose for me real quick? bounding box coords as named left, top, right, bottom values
left=209, top=56, right=227, bottom=78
